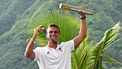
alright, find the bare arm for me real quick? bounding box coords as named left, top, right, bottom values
left=24, top=25, right=43, bottom=60
left=74, top=10, right=87, bottom=48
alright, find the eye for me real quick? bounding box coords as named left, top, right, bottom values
left=49, top=31, right=59, bottom=34
left=49, top=31, right=53, bottom=34
left=54, top=31, right=59, bottom=34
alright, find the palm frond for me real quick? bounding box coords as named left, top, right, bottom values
left=91, top=22, right=121, bottom=69
left=104, top=53, right=121, bottom=64
left=71, top=33, right=93, bottom=69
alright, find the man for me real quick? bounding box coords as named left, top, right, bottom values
left=24, top=7, right=87, bottom=69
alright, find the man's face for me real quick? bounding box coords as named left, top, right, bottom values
left=46, top=27, right=60, bottom=41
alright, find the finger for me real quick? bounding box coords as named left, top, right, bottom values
left=76, top=6, right=85, bottom=10
left=39, top=25, right=45, bottom=30
left=78, top=11, right=84, bottom=15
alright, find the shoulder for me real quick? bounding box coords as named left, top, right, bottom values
left=61, top=40, right=74, bottom=46
left=60, top=40, right=74, bottom=51
left=34, top=47, right=42, bottom=51
left=33, top=46, right=47, bottom=53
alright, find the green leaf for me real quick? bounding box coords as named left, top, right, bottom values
left=104, top=53, right=121, bottom=64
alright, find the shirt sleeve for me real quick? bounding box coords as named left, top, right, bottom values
left=33, top=47, right=42, bottom=61
left=61, top=40, right=75, bottom=51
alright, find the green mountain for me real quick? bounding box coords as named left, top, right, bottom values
left=0, top=0, right=121, bottom=69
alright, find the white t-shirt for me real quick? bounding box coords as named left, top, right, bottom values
left=33, top=40, right=74, bottom=69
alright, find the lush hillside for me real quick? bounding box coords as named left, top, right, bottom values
left=0, top=0, right=122, bottom=69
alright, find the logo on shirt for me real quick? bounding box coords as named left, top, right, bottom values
left=59, top=47, right=63, bottom=52
left=47, top=51, right=50, bottom=54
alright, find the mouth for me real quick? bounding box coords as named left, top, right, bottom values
left=51, top=36, right=57, bottom=40
left=50, top=36, right=57, bottom=44
left=52, top=36, right=56, bottom=39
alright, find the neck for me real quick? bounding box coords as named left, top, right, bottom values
left=48, top=41, right=57, bottom=49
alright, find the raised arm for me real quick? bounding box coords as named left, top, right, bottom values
left=24, top=25, right=43, bottom=60
left=74, top=8, right=87, bottom=48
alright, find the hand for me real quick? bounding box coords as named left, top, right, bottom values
left=78, top=12, right=85, bottom=17
left=76, top=6, right=85, bottom=16
left=33, top=25, right=45, bottom=37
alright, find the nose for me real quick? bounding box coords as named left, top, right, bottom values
left=48, top=32, right=55, bottom=37
left=52, top=32, right=55, bottom=35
